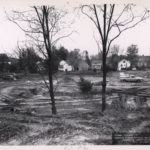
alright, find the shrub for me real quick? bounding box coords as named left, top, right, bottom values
left=78, top=76, right=93, bottom=93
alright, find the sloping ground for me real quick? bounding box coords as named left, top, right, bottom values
left=0, top=74, right=150, bottom=145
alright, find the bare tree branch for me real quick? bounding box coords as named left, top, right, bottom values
left=81, top=5, right=98, bottom=28
left=52, top=31, right=76, bottom=45
left=93, top=32, right=102, bottom=53
left=93, top=4, right=104, bottom=41
left=106, top=4, right=115, bottom=42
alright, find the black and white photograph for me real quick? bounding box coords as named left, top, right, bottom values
left=0, top=0, right=150, bottom=146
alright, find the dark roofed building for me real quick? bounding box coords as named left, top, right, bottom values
left=91, top=59, right=102, bottom=71
left=137, top=55, right=150, bottom=68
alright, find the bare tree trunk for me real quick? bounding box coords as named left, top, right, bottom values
left=101, top=4, right=107, bottom=112
left=48, top=57, right=57, bottom=114
left=43, top=6, right=57, bottom=115
left=102, top=45, right=107, bottom=112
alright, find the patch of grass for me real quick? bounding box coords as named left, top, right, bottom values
left=21, top=119, right=84, bottom=145
left=0, top=121, right=28, bottom=143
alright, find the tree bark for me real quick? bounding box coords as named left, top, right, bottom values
left=101, top=4, right=107, bottom=112
left=48, top=56, right=57, bottom=114
left=42, top=6, right=57, bottom=115
left=102, top=45, right=107, bottom=112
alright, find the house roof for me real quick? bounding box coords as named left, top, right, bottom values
left=59, top=60, right=71, bottom=66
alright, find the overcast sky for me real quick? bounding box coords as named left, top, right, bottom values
left=1, top=0, right=150, bottom=56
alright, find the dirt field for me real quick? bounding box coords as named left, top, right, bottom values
left=0, top=71, right=150, bottom=145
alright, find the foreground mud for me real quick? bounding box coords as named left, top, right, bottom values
left=0, top=73, right=150, bottom=145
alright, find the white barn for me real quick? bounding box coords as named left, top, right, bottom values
left=118, top=59, right=131, bottom=71
left=58, top=60, right=73, bottom=72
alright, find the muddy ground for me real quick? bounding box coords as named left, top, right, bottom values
left=0, top=71, right=150, bottom=145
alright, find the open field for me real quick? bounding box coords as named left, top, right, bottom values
left=0, top=71, right=150, bottom=145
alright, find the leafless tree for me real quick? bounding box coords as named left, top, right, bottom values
left=81, top=4, right=150, bottom=112
left=6, top=6, right=74, bottom=114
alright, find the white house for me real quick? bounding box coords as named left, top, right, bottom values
left=118, top=59, right=131, bottom=71
left=58, top=60, right=73, bottom=72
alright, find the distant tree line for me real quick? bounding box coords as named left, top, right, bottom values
left=0, top=46, right=89, bottom=74
left=1, top=43, right=147, bottom=74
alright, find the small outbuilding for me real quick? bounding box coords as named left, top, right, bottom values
left=91, top=59, right=102, bottom=72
